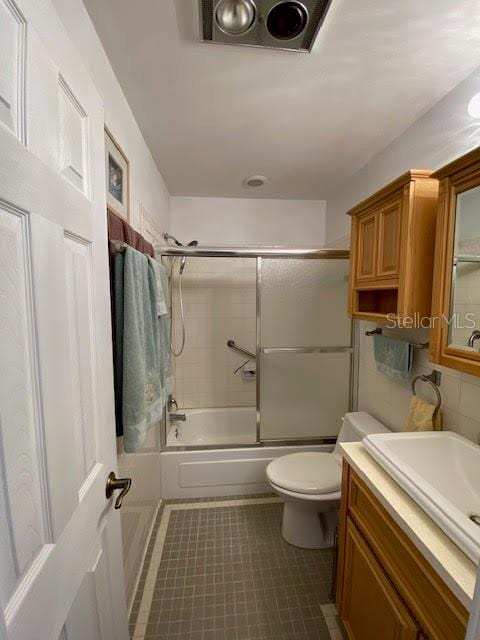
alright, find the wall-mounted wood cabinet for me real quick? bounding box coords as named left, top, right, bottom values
left=348, top=172, right=439, bottom=324
left=430, top=147, right=480, bottom=377
left=336, top=462, right=468, bottom=640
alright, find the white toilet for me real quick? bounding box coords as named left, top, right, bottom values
left=266, top=412, right=390, bottom=549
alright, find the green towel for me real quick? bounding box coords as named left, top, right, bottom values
left=113, top=250, right=125, bottom=437
left=148, top=256, right=172, bottom=401
left=115, top=247, right=163, bottom=452
left=373, top=334, right=412, bottom=381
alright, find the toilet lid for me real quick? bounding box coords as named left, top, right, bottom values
left=267, top=452, right=341, bottom=495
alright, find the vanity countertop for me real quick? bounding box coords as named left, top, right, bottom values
left=341, top=441, right=477, bottom=610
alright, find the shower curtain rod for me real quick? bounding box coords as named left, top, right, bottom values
left=156, top=245, right=350, bottom=259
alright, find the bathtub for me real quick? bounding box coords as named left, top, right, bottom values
left=161, top=406, right=333, bottom=499
left=167, top=406, right=256, bottom=446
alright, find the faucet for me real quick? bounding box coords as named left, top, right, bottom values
left=169, top=413, right=187, bottom=422
left=167, top=394, right=178, bottom=412
left=167, top=394, right=186, bottom=420
left=468, top=330, right=480, bottom=349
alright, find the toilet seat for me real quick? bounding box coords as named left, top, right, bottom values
left=269, top=480, right=341, bottom=502
left=266, top=452, right=341, bottom=495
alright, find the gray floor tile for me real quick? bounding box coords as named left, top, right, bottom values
left=132, top=498, right=337, bottom=639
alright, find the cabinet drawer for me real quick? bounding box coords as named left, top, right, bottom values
left=347, top=470, right=467, bottom=640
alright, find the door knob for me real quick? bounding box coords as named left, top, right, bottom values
left=105, top=471, right=132, bottom=509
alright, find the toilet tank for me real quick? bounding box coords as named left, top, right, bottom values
left=333, top=412, right=390, bottom=459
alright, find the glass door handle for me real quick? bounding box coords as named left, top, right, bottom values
left=105, top=471, right=132, bottom=509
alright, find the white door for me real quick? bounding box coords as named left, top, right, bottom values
left=0, top=0, right=129, bottom=639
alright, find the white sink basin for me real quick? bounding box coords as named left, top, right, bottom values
left=364, top=431, right=480, bottom=563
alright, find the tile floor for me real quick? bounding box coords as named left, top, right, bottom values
left=130, top=495, right=345, bottom=640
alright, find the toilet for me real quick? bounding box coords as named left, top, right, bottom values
left=266, top=412, right=390, bottom=549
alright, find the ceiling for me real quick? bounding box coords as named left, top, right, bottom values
left=84, top=0, right=480, bottom=199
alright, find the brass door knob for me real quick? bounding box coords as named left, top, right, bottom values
left=105, top=471, right=132, bottom=509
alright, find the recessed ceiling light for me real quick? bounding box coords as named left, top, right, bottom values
left=243, top=175, right=268, bottom=188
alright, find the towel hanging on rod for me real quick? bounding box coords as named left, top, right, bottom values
left=365, top=327, right=429, bottom=350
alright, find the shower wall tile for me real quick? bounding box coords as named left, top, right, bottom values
left=171, top=257, right=257, bottom=409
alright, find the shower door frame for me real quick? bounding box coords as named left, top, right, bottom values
left=157, top=246, right=358, bottom=451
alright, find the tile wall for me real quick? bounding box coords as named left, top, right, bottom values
left=358, top=321, right=480, bottom=441
left=170, top=257, right=257, bottom=409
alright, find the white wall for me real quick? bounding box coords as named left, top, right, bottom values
left=52, top=0, right=171, bottom=236
left=325, top=68, right=480, bottom=245
left=171, top=197, right=326, bottom=246
left=323, top=68, right=480, bottom=444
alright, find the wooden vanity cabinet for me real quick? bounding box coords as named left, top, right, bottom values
left=348, top=171, right=439, bottom=323
left=336, top=462, right=468, bottom=640
left=341, top=518, right=421, bottom=640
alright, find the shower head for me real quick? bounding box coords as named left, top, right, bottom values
left=179, top=242, right=198, bottom=274
left=163, top=232, right=183, bottom=246
left=164, top=233, right=199, bottom=249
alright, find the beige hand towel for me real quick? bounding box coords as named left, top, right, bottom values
left=405, top=396, right=442, bottom=432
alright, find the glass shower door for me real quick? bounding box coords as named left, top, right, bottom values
left=258, top=258, right=352, bottom=441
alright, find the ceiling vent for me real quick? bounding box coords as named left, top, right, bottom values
left=199, top=0, right=332, bottom=53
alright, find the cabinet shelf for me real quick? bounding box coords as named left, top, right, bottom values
left=357, top=288, right=398, bottom=316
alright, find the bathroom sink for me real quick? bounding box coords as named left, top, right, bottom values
left=363, top=431, right=480, bottom=563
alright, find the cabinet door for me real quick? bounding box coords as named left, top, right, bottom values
left=356, top=211, right=377, bottom=281
left=377, top=197, right=402, bottom=279
left=341, top=519, right=420, bottom=640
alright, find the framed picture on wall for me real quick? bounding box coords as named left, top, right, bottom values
left=105, top=127, right=130, bottom=221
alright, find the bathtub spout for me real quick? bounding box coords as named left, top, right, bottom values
left=170, top=413, right=187, bottom=422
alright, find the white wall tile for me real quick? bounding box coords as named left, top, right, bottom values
left=171, top=257, right=256, bottom=409
left=358, top=320, right=480, bottom=442
left=459, top=381, right=480, bottom=422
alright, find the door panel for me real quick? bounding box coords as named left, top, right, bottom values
left=63, top=530, right=117, bottom=640
left=64, top=236, right=100, bottom=490
left=259, top=258, right=352, bottom=441
left=0, top=205, right=48, bottom=599
left=0, top=0, right=128, bottom=638
left=356, top=212, right=377, bottom=281
left=260, top=258, right=351, bottom=347
left=259, top=352, right=351, bottom=440
left=377, top=199, right=402, bottom=279
left=29, top=213, right=78, bottom=538
left=0, top=0, right=26, bottom=141
left=341, top=519, right=420, bottom=640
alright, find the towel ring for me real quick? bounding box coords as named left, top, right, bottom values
left=411, top=373, right=442, bottom=412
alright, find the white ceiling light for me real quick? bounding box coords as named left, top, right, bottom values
left=215, top=0, right=256, bottom=36
left=243, top=175, right=268, bottom=187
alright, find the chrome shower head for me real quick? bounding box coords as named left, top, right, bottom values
left=179, top=241, right=198, bottom=274
left=163, top=232, right=183, bottom=247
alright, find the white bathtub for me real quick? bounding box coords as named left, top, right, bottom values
left=167, top=406, right=256, bottom=446
left=162, top=406, right=333, bottom=498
